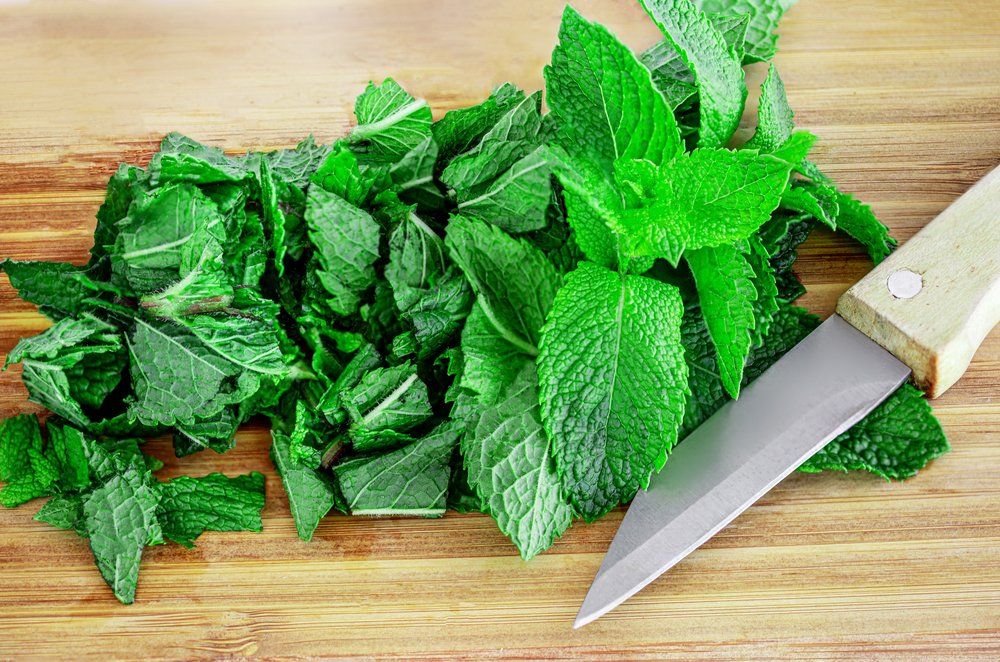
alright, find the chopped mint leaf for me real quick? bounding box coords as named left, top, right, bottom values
left=334, top=424, right=458, bottom=517
left=157, top=472, right=266, bottom=548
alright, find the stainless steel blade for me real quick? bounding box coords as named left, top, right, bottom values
left=575, top=314, right=910, bottom=628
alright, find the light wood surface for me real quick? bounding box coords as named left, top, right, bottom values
left=839, top=165, right=1000, bottom=396
left=1, top=0, right=998, bottom=658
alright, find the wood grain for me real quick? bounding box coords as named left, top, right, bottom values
left=838, top=165, right=1000, bottom=396
left=0, top=0, right=998, bottom=658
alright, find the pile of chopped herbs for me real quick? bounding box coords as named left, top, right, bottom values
left=0, top=0, right=949, bottom=604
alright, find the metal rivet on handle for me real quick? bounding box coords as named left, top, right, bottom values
left=887, top=269, right=923, bottom=299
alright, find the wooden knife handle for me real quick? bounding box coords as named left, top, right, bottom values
left=837, top=165, right=1000, bottom=398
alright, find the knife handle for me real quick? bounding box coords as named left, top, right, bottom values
left=837, top=164, right=1000, bottom=398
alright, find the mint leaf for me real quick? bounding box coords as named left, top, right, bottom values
left=128, top=318, right=240, bottom=427
left=464, top=364, right=572, bottom=558
left=545, top=6, right=681, bottom=175
left=686, top=243, right=758, bottom=398
left=454, top=146, right=551, bottom=233
left=614, top=148, right=793, bottom=264
left=311, top=142, right=383, bottom=207
left=113, top=183, right=227, bottom=293
left=745, top=234, right=780, bottom=345
left=271, top=429, right=341, bottom=541
left=35, top=494, right=87, bottom=536
left=433, top=83, right=526, bottom=161
left=459, top=303, right=533, bottom=402
left=264, top=135, right=332, bottom=190
left=148, top=133, right=249, bottom=186
left=334, top=424, right=458, bottom=517
left=0, top=414, right=43, bottom=483
left=694, top=0, right=797, bottom=63
left=84, top=468, right=163, bottom=604
left=538, top=262, right=688, bottom=520
left=442, top=92, right=545, bottom=195
left=780, top=181, right=839, bottom=230
left=348, top=78, right=432, bottom=164
left=543, top=145, right=621, bottom=269
left=340, top=364, right=433, bottom=450
left=746, top=63, right=793, bottom=151
left=47, top=422, right=91, bottom=491
left=405, top=268, right=473, bottom=361
left=5, top=314, right=122, bottom=428
left=0, top=260, right=106, bottom=321
left=638, top=0, right=747, bottom=147
left=446, top=216, right=561, bottom=356
left=385, top=208, right=447, bottom=313
left=802, top=384, right=949, bottom=479
left=304, top=186, right=381, bottom=317
left=832, top=191, right=896, bottom=264
left=157, top=472, right=266, bottom=548
left=390, top=136, right=444, bottom=210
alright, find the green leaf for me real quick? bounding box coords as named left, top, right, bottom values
left=454, top=146, right=552, bottom=234
left=91, top=164, right=146, bottom=268
left=390, top=136, right=444, bottom=209
left=385, top=209, right=447, bottom=313
left=545, top=6, right=681, bottom=175
left=538, top=262, right=689, bottom=520
left=745, top=234, right=780, bottom=345
left=694, top=0, right=797, bottom=63
left=34, top=494, right=87, bottom=536
left=157, top=472, right=266, bottom=548
left=148, top=133, right=249, bottom=185
left=442, top=91, right=546, bottom=195
left=405, top=268, right=473, bottom=361
left=265, top=135, right=332, bottom=190
left=543, top=145, right=622, bottom=269
left=311, top=142, right=383, bottom=207
left=638, top=0, right=747, bottom=148
left=801, top=384, right=949, bottom=479
left=0, top=414, right=43, bottom=483
left=304, top=186, right=381, bottom=317
left=432, top=83, right=526, bottom=161
left=114, top=183, right=227, bottom=293
left=0, top=260, right=106, bottom=321
left=614, top=149, right=794, bottom=264
left=686, top=243, right=758, bottom=398
left=47, top=422, right=91, bottom=491
left=746, top=63, right=794, bottom=152
left=334, top=424, right=459, bottom=517
left=780, top=181, right=840, bottom=230
left=173, top=408, right=239, bottom=457
left=340, top=364, right=433, bottom=447
left=464, top=364, right=572, bottom=559
left=128, top=318, right=241, bottom=427
left=348, top=78, right=432, bottom=164
left=84, top=468, right=163, bottom=604
left=0, top=446, right=58, bottom=507
left=832, top=190, right=896, bottom=264
left=445, top=216, right=561, bottom=356
left=5, top=315, right=122, bottom=428
left=459, top=302, right=533, bottom=403
left=271, top=429, right=341, bottom=541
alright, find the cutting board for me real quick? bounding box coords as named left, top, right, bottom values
left=1, top=0, right=998, bottom=658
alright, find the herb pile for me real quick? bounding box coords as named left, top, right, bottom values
left=0, top=0, right=949, bottom=604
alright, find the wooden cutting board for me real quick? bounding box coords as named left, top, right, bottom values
left=1, top=0, right=997, bottom=658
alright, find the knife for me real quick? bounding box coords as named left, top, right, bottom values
left=575, top=164, right=1000, bottom=628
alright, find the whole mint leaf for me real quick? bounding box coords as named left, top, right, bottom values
left=538, top=262, right=689, bottom=520
left=545, top=6, right=682, bottom=176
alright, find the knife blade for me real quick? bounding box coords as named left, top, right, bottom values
left=576, top=164, right=1000, bottom=628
